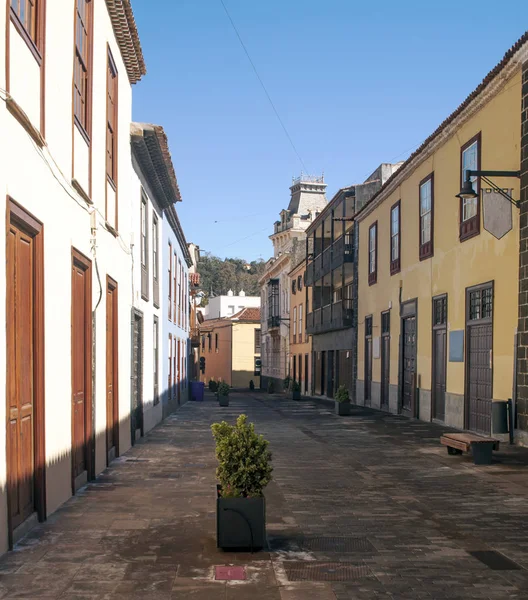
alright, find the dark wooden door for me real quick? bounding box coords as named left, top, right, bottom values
left=71, top=252, right=92, bottom=492
left=320, top=351, right=326, bottom=396
left=305, top=354, right=309, bottom=394
left=131, top=311, right=143, bottom=445
left=402, top=316, right=416, bottom=414
left=292, top=355, right=297, bottom=383
left=106, top=278, right=118, bottom=464
left=432, top=329, right=447, bottom=421
left=381, top=336, right=390, bottom=410
left=327, top=351, right=335, bottom=398
left=467, top=324, right=493, bottom=434
left=177, top=339, right=181, bottom=404
left=298, top=354, right=302, bottom=389
left=7, top=223, right=35, bottom=530
left=466, top=284, right=493, bottom=435
left=314, top=352, right=321, bottom=394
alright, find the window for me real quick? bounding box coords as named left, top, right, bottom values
left=228, top=305, right=235, bottom=315
left=433, top=296, right=447, bottom=326
left=208, top=333, right=211, bottom=352
left=168, top=243, right=172, bottom=320
left=152, top=215, right=159, bottom=306
left=298, top=275, right=303, bottom=291
left=215, top=333, right=218, bottom=352
left=254, top=329, right=261, bottom=353
left=419, top=174, right=434, bottom=259
left=173, top=253, right=177, bottom=322
left=74, top=0, right=92, bottom=135
left=381, top=311, right=390, bottom=335
left=368, top=222, right=377, bottom=285
left=460, top=133, right=481, bottom=240
left=106, top=49, right=118, bottom=185
left=365, top=315, right=373, bottom=337
left=293, top=306, right=297, bottom=342
left=201, top=335, right=205, bottom=351
left=153, top=317, right=159, bottom=405
left=292, top=279, right=296, bottom=294
left=390, top=201, right=400, bottom=275
left=168, top=334, right=172, bottom=400
left=298, top=304, right=303, bottom=344
left=11, top=0, right=39, bottom=46
left=469, top=284, right=493, bottom=321
left=140, top=192, right=148, bottom=300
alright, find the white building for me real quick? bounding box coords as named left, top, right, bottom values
left=204, top=290, right=260, bottom=320
left=260, top=175, right=327, bottom=391
left=0, top=0, right=147, bottom=552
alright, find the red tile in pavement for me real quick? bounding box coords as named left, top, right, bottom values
left=215, top=565, right=247, bottom=580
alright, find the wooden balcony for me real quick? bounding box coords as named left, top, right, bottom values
left=306, top=300, right=354, bottom=335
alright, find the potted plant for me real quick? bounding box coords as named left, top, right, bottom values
left=218, top=381, right=230, bottom=406
left=209, top=379, right=218, bottom=393
left=211, top=415, right=273, bottom=551
left=291, top=380, right=301, bottom=401
left=267, top=380, right=275, bottom=394
left=335, top=384, right=351, bottom=416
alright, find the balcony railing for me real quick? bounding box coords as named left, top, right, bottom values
left=306, top=300, right=354, bottom=335
left=190, top=328, right=201, bottom=347
left=307, top=233, right=355, bottom=286
left=268, top=315, right=281, bottom=329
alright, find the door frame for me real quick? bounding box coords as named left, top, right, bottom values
left=71, top=248, right=93, bottom=493
left=431, top=293, right=447, bottom=422
left=399, top=298, right=418, bottom=416
left=380, top=310, right=390, bottom=410
left=106, top=276, right=119, bottom=463
left=364, top=315, right=373, bottom=406
left=464, top=281, right=494, bottom=431
left=6, top=198, right=46, bottom=548
left=130, top=307, right=144, bottom=445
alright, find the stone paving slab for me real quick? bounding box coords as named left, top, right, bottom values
left=1, top=391, right=528, bottom=598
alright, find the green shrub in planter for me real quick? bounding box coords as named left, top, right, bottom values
left=211, top=415, right=273, bottom=550
left=209, top=379, right=218, bottom=393
left=291, top=380, right=301, bottom=401
left=267, top=380, right=275, bottom=394
left=218, top=381, right=230, bottom=406
left=335, top=384, right=351, bottom=416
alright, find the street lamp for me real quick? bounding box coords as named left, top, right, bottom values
left=456, top=170, right=521, bottom=208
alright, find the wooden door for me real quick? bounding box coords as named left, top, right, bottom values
left=6, top=202, right=45, bottom=541
left=432, top=296, right=447, bottom=422
left=402, top=316, right=416, bottom=414
left=106, top=278, right=119, bottom=464
left=298, top=354, right=302, bottom=389
left=177, top=339, right=181, bottom=404
left=131, top=310, right=143, bottom=445
left=364, top=316, right=372, bottom=406
left=320, top=352, right=326, bottom=396
left=466, top=284, right=493, bottom=435
left=380, top=312, right=390, bottom=410
left=327, top=351, right=335, bottom=398
left=71, top=251, right=92, bottom=492
left=292, top=355, right=297, bottom=383
left=314, top=352, right=321, bottom=395
left=305, top=354, right=309, bottom=394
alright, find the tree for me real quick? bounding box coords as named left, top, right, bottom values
left=197, top=254, right=266, bottom=299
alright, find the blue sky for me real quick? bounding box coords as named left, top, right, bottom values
left=132, top=0, right=527, bottom=261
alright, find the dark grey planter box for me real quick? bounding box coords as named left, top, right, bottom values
left=335, top=401, right=351, bottom=416
left=218, top=394, right=229, bottom=407
left=216, top=486, right=266, bottom=550
left=292, top=391, right=301, bottom=401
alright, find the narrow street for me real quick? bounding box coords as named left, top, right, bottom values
left=2, top=392, right=528, bottom=600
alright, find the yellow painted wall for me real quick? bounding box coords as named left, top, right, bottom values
left=289, top=263, right=312, bottom=385
left=358, top=68, right=521, bottom=403
left=232, top=323, right=261, bottom=388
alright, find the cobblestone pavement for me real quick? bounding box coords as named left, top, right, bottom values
left=2, top=391, right=528, bottom=599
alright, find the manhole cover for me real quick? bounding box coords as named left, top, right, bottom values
left=468, top=551, right=522, bottom=570
left=302, top=537, right=376, bottom=553
left=215, top=566, right=246, bottom=580
left=284, top=562, right=371, bottom=582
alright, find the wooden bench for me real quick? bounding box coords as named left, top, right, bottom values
left=440, top=432, right=499, bottom=465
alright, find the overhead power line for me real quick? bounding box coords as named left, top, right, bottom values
left=219, top=0, right=308, bottom=173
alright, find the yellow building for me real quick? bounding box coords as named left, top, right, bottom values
left=199, top=308, right=261, bottom=388
left=356, top=37, right=523, bottom=435
left=289, top=259, right=312, bottom=395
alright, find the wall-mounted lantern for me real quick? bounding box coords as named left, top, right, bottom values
left=456, top=169, right=521, bottom=208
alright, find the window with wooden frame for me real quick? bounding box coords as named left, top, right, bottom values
left=215, top=333, right=218, bottom=352
left=11, top=0, right=40, bottom=50
left=173, top=253, right=177, bottom=324
left=153, top=317, right=159, bottom=405
left=168, top=334, right=172, bottom=400
left=178, top=260, right=182, bottom=327
left=254, top=329, right=261, bottom=353
left=106, top=49, right=118, bottom=185
left=298, top=304, right=303, bottom=344
left=368, top=222, right=377, bottom=285
left=208, top=333, right=211, bottom=352
left=390, top=201, right=400, bottom=275
left=460, top=133, right=481, bottom=241
left=293, top=306, right=297, bottom=343
left=140, top=192, right=149, bottom=301
left=168, top=242, right=172, bottom=321
left=74, top=0, right=92, bottom=136
left=152, top=214, right=159, bottom=307
left=419, top=173, right=434, bottom=260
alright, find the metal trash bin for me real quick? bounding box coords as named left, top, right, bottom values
left=492, top=401, right=508, bottom=434
left=191, top=381, right=205, bottom=402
